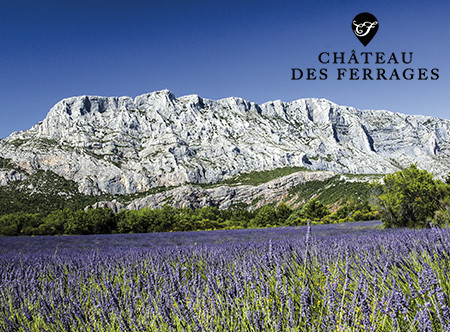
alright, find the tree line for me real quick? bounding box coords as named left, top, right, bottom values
left=0, top=199, right=378, bottom=236
left=1, top=164, right=448, bottom=236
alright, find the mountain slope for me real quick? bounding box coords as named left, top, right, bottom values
left=0, top=90, right=449, bottom=196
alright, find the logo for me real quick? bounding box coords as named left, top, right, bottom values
left=352, top=12, right=378, bottom=46
left=290, top=11, right=439, bottom=82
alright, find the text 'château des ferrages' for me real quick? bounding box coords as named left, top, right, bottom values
left=291, top=51, right=439, bottom=81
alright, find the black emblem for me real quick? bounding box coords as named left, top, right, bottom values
left=352, top=13, right=379, bottom=46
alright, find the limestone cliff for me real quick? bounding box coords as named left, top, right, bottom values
left=1, top=90, right=448, bottom=196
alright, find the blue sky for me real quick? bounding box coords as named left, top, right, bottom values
left=0, top=0, right=449, bottom=138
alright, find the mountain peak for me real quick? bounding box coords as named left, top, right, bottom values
left=0, top=90, right=449, bottom=195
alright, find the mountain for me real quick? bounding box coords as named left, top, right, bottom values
left=0, top=90, right=449, bottom=208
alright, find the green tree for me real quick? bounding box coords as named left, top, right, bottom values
left=276, top=202, right=292, bottom=225
left=116, top=209, right=152, bottom=233
left=152, top=205, right=177, bottom=232
left=222, top=207, right=254, bottom=228
left=252, top=205, right=277, bottom=227
left=0, top=211, right=42, bottom=235
left=375, top=164, right=441, bottom=228
left=40, top=209, right=71, bottom=235
left=0, top=213, right=22, bottom=235
left=85, top=208, right=116, bottom=234
left=116, top=210, right=132, bottom=233
left=432, top=181, right=450, bottom=226
left=334, top=204, right=351, bottom=220
left=196, top=206, right=220, bottom=221
left=302, top=199, right=329, bottom=221
left=175, top=207, right=194, bottom=231
left=284, top=208, right=307, bottom=226
left=64, top=209, right=88, bottom=234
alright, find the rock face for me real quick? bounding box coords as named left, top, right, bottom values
left=88, top=200, right=126, bottom=214
left=0, top=169, right=28, bottom=186
left=0, top=90, right=449, bottom=195
left=121, top=170, right=335, bottom=211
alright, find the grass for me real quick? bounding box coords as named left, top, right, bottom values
left=289, top=175, right=374, bottom=205
left=196, top=166, right=311, bottom=188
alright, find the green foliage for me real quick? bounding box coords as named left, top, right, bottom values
left=252, top=205, right=278, bottom=227
left=432, top=182, right=450, bottom=226
left=0, top=208, right=118, bottom=236
left=0, top=194, right=382, bottom=236
left=285, top=197, right=379, bottom=226
left=433, top=196, right=450, bottom=226
left=275, top=202, right=292, bottom=224
left=0, top=211, right=41, bottom=236
left=0, top=211, right=42, bottom=236
left=0, top=157, right=15, bottom=169
left=219, top=166, right=309, bottom=187
left=116, top=186, right=175, bottom=204
left=9, top=138, right=29, bottom=147
left=288, top=175, right=377, bottom=206
left=285, top=199, right=329, bottom=225
left=284, top=210, right=309, bottom=226
left=32, top=137, right=59, bottom=149
left=374, top=164, right=445, bottom=228
left=0, top=204, right=250, bottom=236
left=302, top=198, right=329, bottom=220
left=0, top=170, right=112, bottom=216
left=85, top=208, right=117, bottom=234
left=249, top=203, right=294, bottom=228
left=39, top=209, right=70, bottom=235
left=0, top=163, right=388, bottom=236
left=219, top=208, right=254, bottom=229
left=330, top=199, right=379, bottom=224
left=116, top=208, right=159, bottom=233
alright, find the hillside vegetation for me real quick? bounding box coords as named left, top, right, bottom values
left=1, top=164, right=448, bottom=236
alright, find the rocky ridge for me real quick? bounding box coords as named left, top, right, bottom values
left=91, top=170, right=335, bottom=212
left=0, top=90, right=449, bottom=198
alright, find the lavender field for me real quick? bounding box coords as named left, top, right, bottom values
left=1, top=221, right=449, bottom=331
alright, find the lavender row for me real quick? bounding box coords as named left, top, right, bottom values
left=1, top=222, right=449, bottom=331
